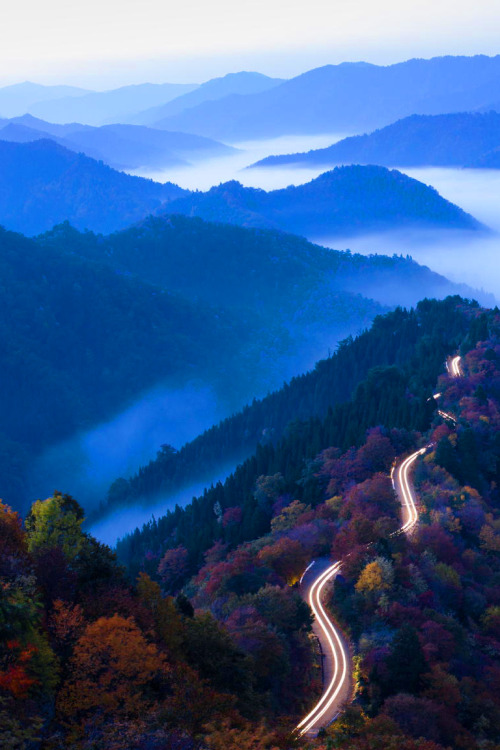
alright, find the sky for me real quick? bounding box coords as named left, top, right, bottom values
left=2, top=0, right=500, bottom=88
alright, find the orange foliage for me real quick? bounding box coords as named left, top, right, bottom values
left=57, top=614, right=169, bottom=724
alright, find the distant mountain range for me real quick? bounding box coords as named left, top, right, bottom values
left=0, top=141, right=485, bottom=236
left=250, top=112, right=500, bottom=169
left=162, top=166, right=484, bottom=238
left=22, top=82, right=198, bottom=125
left=0, top=72, right=283, bottom=127
left=0, top=139, right=186, bottom=235
left=131, top=72, right=284, bottom=127
left=0, top=114, right=235, bottom=170
left=0, top=81, right=90, bottom=118
left=152, top=55, right=500, bottom=141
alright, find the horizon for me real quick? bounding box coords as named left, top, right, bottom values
left=2, top=49, right=500, bottom=92
left=1, top=0, right=500, bottom=89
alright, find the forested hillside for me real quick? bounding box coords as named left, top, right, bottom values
left=162, top=167, right=483, bottom=238
left=251, top=111, right=500, bottom=169
left=0, top=225, right=272, bottom=507
left=115, top=297, right=479, bottom=573
left=0, top=142, right=484, bottom=236
left=7, top=214, right=484, bottom=512
left=5, top=297, right=500, bottom=749
left=0, top=139, right=186, bottom=235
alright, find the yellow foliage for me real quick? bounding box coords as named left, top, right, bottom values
left=355, top=561, right=389, bottom=593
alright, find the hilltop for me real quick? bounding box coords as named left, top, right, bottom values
left=162, top=166, right=484, bottom=238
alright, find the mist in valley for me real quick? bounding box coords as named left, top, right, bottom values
left=28, top=383, right=223, bottom=514
left=89, top=463, right=238, bottom=546
left=34, top=140, right=500, bottom=545
left=134, top=143, right=500, bottom=300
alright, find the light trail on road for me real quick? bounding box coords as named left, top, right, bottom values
left=296, top=561, right=348, bottom=736
left=451, top=355, right=462, bottom=378
left=437, top=409, right=457, bottom=424
left=296, top=353, right=464, bottom=736
left=396, top=447, right=427, bottom=533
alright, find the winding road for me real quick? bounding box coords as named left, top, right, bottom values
left=296, top=355, right=463, bottom=736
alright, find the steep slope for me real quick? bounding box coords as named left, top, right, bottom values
left=0, top=116, right=235, bottom=170
left=114, top=297, right=479, bottom=569
left=92, top=292, right=487, bottom=525
left=251, top=112, right=500, bottom=169
left=0, top=139, right=186, bottom=234
left=155, top=55, right=500, bottom=141
left=28, top=82, right=198, bottom=125
left=162, top=167, right=484, bottom=238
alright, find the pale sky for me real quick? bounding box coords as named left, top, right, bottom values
left=2, top=0, right=500, bottom=88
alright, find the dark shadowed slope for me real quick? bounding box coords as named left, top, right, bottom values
left=162, top=166, right=484, bottom=238
left=0, top=139, right=186, bottom=234
left=152, top=55, right=500, bottom=141
left=251, top=112, right=500, bottom=169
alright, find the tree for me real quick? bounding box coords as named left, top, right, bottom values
left=384, top=626, right=427, bottom=697
left=136, top=572, right=184, bottom=656
left=257, top=537, right=309, bottom=584
left=158, top=545, right=189, bottom=593
left=270, top=500, right=309, bottom=533
left=57, top=614, right=168, bottom=725
left=25, top=492, right=84, bottom=560
left=183, top=613, right=253, bottom=703
left=356, top=559, right=394, bottom=593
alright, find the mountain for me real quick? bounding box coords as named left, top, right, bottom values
left=251, top=112, right=500, bottom=169
left=0, top=142, right=481, bottom=238
left=114, top=296, right=481, bottom=567
left=0, top=223, right=271, bottom=506
left=0, top=115, right=236, bottom=170
left=32, top=212, right=486, bottom=525
left=161, top=166, right=484, bottom=238
left=0, top=81, right=90, bottom=118
left=153, top=55, right=500, bottom=141
left=0, top=139, right=187, bottom=234
left=135, top=71, right=284, bottom=127
left=27, top=82, right=198, bottom=126
left=2, top=212, right=485, bottom=512
left=7, top=299, right=500, bottom=750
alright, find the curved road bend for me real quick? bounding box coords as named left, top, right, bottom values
left=296, top=355, right=463, bottom=736
left=297, top=559, right=351, bottom=736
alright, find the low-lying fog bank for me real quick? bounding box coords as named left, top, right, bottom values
left=28, top=383, right=222, bottom=512
left=89, top=464, right=236, bottom=547
left=132, top=140, right=500, bottom=299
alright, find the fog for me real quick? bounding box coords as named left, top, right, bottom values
left=317, top=167, right=500, bottom=300
left=128, top=133, right=349, bottom=190
left=133, top=146, right=500, bottom=299
left=29, top=383, right=222, bottom=510
left=90, top=463, right=237, bottom=547
left=70, top=146, right=500, bottom=545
